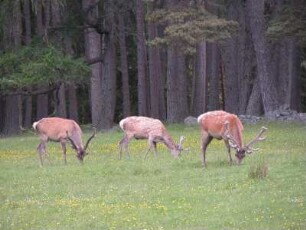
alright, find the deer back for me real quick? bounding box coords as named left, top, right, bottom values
left=34, top=117, right=83, bottom=147
left=198, top=111, right=244, bottom=148
left=120, top=116, right=165, bottom=139
left=120, top=116, right=179, bottom=150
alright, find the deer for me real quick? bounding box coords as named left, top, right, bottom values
left=33, top=117, right=96, bottom=165
left=118, top=116, right=185, bottom=159
left=197, top=110, right=267, bottom=167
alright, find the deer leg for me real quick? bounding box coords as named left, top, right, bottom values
left=37, top=142, right=45, bottom=166
left=119, top=134, right=132, bottom=160
left=118, top=135, right=126, bottom=160
left=224, top=140, right=233, bottom=165
left=60, top=141, right=67, bottom=164
left=152, top=141, right=158, bottom=157
left=144, top=138, right=155, bottom=160
left=201, top=133, right=213, bottom=167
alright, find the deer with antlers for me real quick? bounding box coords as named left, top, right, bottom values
left=197, top=110, right=267, bottom=167
left=119, top=116, right=185, bottom=159
left=33, top=117, right=96, bottom=165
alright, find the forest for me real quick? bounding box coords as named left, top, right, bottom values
left=0, top=0, right=305, bottom=135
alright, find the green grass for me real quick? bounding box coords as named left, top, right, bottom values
left=0, top=122, right=306, bottom=229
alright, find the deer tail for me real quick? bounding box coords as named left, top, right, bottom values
left=32, top=121, right=39, bottom=130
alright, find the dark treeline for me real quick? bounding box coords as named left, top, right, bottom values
left=0, top=0, right=305, bottom=135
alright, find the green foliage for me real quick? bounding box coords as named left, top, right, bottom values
left=147, top=6, right=238, bottom=54
left=0, top=43, right=90, bottom=94
left=267, top=2, right=306, bottom=45
left=0, top=122, right=306, bottom=229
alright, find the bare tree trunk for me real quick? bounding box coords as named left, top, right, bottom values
left=100, top=0, right=117, bottom=129
left=23, top=0, right=32, bottom=128
left=236, top=3, right=254, bottom=114
left=67, top=84, right=78, bottom=121
left=51, top=1, right=66, bottom=118
left=286, top=38, right=301, bottom=111
left=3, top=0, right=22, bottom=135
left=148, top=20, right=165, bottom=119
left=0, top=97, right=4, bottom=132
left=3, top=96, right=20, bottom=135
left=167, top=46, right=188, bottom=122
left=36, top=0, right=49, bottom=120
left=222, top=1, right=240, bottom=114
left=246, top=0, right=279, bottom=114
left=136, top=0, right=149, bottom=116
left=192, top=42, right=207, bottom=116
left=246, top=76, right=263, bottom=115
left=64, top=33, right=79, bottom=122
left=83, top=0, right=103, bottom=129
left=207, top=43, right=221, bottom=111
left=118, top=13, right=131, bottom=118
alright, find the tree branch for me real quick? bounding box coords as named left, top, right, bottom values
left=0, top=85, right=58, bottom=96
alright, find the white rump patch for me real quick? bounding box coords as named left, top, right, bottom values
left=197, top=114, right=205, bottom=123
left=119, top=119, right=126, bottom=130
left=32, top=121, right=39, bottom=130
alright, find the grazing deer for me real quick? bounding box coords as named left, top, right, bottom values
left=119, top=116, right=185, bottom=159
left=197, top=110, right=267, bottom=167
left=33, top=117, right=96, bottom=165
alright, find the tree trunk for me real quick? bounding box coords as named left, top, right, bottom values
left=246, top=76, right=263, bottom=115
left=236, top=2, right=254, bottom=114
left=100, top=0, right=117, bottom=129
left=136, top=0, right=149, bottom=116
left=192, top=42, right=207, bottom=116
left=83, top=0, right=103, bottom=129
left=64, top=33, right=79, bottom=122
left=3, top=96, right=20, bottom=135
left=167, top=46, right=188, bottom=122
left=286, top=38, right=301, bottom=111
left=0, top=97, right=4, bottom=132
left=36, top=0, right=49, bottom=120
left=148, top=20, right=165, bottom=119
left=222, top=1, right=240, bottom=114
left=67, top=84, right=78, bottom=121
left=51, top=1, right=67, bottom=118
left=207, top=43, right=221, bottom=111
left=2, top=0, right=22, bottom=135
left=118, top=13, right=131, bottom=118
left=23, top=0, right=32, bottom=128
left=246, top=0, right=279, bottom=114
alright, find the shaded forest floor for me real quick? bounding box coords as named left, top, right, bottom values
left=0, top=122, right=306, bottom=229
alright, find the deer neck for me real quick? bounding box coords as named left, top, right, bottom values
left=162, top=134, right=177, bottom=151
left=232, top=129, right=244, bottom=150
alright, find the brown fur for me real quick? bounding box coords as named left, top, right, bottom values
left=119, top=116, right=184, bottom=159
left=197, top=111, right=245, bottom=167
left=33, top=117, right=94, bottom=165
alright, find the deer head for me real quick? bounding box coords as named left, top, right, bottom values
left=67, top=128, right=96, bottom=162
left=223, top=121, right=268, bottom=164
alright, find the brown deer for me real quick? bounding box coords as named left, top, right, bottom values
left=197, top=110, right=267, bottom=167
left=119, top=116, right=185, bottom=159
left=33, top=117, right=96, bottom=165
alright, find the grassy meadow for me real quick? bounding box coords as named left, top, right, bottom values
left=0, top=121, right=306, bottom=229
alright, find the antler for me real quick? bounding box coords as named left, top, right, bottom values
left=84, top=127, right=96, bottom=151
left=66, top=131, right=78, bottom=150
left=223, top=122, right=240, bottom=150
left=177, top=136, right=185, bottom=151
left=244, top=126, right=268, bottom=153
